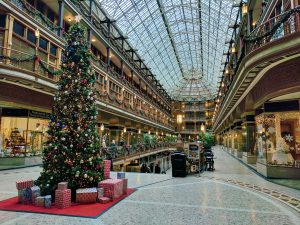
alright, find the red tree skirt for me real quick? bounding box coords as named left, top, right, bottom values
left=0, top=188, right=136, bottom=218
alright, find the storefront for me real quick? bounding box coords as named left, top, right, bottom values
left=0, top=108, right=50, bottom=159
left=255, top=100, right=300, bottom=178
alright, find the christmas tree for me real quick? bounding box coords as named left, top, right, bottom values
left=36, top=22, right=103, bottom=195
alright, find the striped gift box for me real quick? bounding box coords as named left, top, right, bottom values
left=57, top=182, right=68, bottom=190
left=98, top=179, right=123, bottom=200
left=103, top=160, right=111, bottom=179
left=76, top=188, right=97, bottom=204
left=16, top=179, right=33, bottom=190
left=55, top=189, right=71, bottom=209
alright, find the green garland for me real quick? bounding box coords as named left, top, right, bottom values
left=0, top=54, right=62, bottom=76
left=0, top=54, right=34, bottom=63
left=245, top=6, right=300, bottom=43
left=13, top=0, right=59, bottom=31
left=39, top=60, right=62, bottom=76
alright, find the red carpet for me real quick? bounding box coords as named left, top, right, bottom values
left=0, top=188, right=136, bottom=218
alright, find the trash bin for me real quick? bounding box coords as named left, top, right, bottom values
left=171, top=152, right=187, bottom=177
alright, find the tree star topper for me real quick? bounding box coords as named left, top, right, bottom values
left=75, top=15, right=82, bottom=23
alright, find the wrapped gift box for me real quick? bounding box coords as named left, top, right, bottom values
left=35, top=196, right=45, bottom=207
left=57, top=182, right=68, bottom=190
left=76, top=188, right=97, bottom=204
left=122, top=178, right=128, bottom=195
left=21, top=187, right=32, bottom=205
left=98, top=196, right=110, bottom=204
left=103, top=160, right=111, bottom=179
left=31, top=186, right=41, bottom=205
left=97, top=187, right=104, bottom=201
left=55, top=189, right=71, bottom=209
left=117, top=172, right=125, bottom=179
left=16, top=179, right=33, bottom=190
left=98, top=179, right=123, bottom=200
left=44, top=195, right=52, bottom=208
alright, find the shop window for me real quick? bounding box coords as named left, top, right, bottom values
left=50, top=43, right=57, bottom=56
left=39, top=37, right=48, bottom=51
left=0, top=115, right=49, bottom=157
left=27, top=30, right=36, bottom=44
left=256, top=111, right=300, bottom=167
left=13, top=21, right=25, bottom=37
left=0, top=14, right=5, bottom=28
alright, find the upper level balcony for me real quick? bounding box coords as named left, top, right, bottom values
left=1, top=0, right=171, bottom=111
left=0, top=11, right=173, bottom=130
left=213, top=3, right=300, bottom=132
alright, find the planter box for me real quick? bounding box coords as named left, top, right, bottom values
left=0, top=156, right=42, bottom=167
left=256, top=161, right=300, bottom=179
left=242, top=152, right=257, bottom=164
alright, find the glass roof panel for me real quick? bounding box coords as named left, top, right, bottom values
left=99, top=0, right=238, bottom=101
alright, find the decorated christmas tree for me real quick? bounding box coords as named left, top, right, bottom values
left=36, top=22, right=103, bottom=195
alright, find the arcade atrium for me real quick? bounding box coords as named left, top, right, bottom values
left=0, top=0, right=300, bottom=224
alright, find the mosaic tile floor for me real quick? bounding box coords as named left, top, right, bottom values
left=0, top=146, right=299, bottom=225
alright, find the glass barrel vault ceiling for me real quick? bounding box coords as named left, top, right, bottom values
left=99, top=0, right=239, bottom=101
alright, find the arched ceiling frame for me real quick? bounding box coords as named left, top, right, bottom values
left=99, top=0, right=238, bottom=101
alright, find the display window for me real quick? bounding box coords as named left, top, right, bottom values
left=255, top=111, right=300, bottom=167
left=0, top=109, right=49, bottom=157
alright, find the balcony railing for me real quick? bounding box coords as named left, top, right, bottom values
left=9, top=0, right=60, bottom=34
left=6, top=0, right=171, bottom=109
left=101, top=142, right=176, bottom=161
left=0, top=47, right=173, bottom=129
left=0, top=47, right=60, bottom=81
left=246, top=6, right=300, bottom=53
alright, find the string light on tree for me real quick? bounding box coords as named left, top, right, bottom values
left=35, top=22, right=103, bottom=195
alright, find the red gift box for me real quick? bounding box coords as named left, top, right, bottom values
left=76, top=188, right=97, bottom=204
left=103, top=160, right=111, bottom=179
left=98, top=179, right=123, bottom=200
left=57, top=182, right=68, bottom=190
left=55, top=189, right=71, bottom=209
left=122, top=178, right=128, bottom=195
left=98, top=196, right=110, bottom=204
left=16, top=179, right=33, bottom=190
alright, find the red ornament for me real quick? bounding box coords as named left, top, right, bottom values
left=84, top=124, right=88, bottom=128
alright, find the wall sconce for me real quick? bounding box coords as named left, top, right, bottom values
left=148, top=130, right=151, bottom=134
left=156, top=131, right=158, bottom=136
left=176, top=114, right=183, bottom=124
left=138, top=129, right=141, bottom=134
left=100, top=123, right=104, bottom=131
left=225, top=67, right=229, bottom=75
left=230, top=43, right=236, bottom=54
left=105, top=75, right=108, bottom=81
left=92, top=38, right=96, bottom=42
left=200, top=123, right=205, bottom=132
left=68, top=17, right=72, bottom=22
left=123, top=127, right=127, bottom=133
left=242, top=3, right=248, bottom=15
left=35, top=29, right=40, bottom=38
left=221, top=81, right=225, bottom=87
